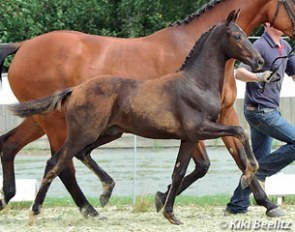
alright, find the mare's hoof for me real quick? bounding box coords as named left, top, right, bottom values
left=80, top=205, right=99, bottom=218
left=0, top=198, right=6, bottom=210
left=155, top=191, right=166, bottom=213
left=100, top=181, right=115, bottom=207
left=266, top=208, right=287, bottom=217
left=163, top=211, right=183, bottom=225
left=241, top=175, right=251, bottom=189
left=0, top=189, right=6, bottom=210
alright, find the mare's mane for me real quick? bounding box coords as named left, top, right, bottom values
left=179, top=24, right=218, bottom=71
left=170, top=0, right=227, bottom=27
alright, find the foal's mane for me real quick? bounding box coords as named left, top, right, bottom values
left=170, top=0, right=227, bottom=27
left=179, top=24, right=217, bottom=71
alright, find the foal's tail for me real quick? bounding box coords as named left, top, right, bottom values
left=9, top=88, right=73, bottom=118
left=0, top=43, right=21, bottom=82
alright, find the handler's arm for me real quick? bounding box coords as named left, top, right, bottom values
left=234, top=68, right=258, bottom=82
left=234, top=68, right=271, bottom=83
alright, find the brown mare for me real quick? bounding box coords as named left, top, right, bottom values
left=10, top=11, right=262, bottom=224
left=1, top=0, right=295, bottom=217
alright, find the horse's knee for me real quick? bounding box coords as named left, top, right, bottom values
left=59, top=164, right=76, bottom=179
left=235, top=126, right=248, bottom=141
left=2, top=185, right=16, bottom=202
left=172, top=166, right=187, bottom=180
left=197, top=160, right=210, bottom=178
left=0, top=137, right=18, bottom=161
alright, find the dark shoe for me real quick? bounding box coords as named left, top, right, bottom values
left=224, top=207, right=248, bottom=215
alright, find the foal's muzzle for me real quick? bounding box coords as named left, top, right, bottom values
left=251, top=57, right=264, bottom=71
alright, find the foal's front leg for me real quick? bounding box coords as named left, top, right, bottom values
left=163, top=140, right=194, bottom=225
left=202, top=122, right=258, bottom=187
left=155, top=141, right=210, bottom=212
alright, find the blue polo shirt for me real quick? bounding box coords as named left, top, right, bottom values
left=240, top=32, right=295, bottom=108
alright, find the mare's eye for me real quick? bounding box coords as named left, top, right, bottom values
left=233, top=34, right=241, bottom=40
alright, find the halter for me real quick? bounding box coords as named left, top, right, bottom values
left=271, top=0, right=295, bottom=39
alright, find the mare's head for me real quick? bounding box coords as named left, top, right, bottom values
left=265, top=0, right=295, bottom=39
left=221, top=10, right=264, bottom=71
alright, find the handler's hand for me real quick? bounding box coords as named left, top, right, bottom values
left=256, top=70, right=274, bottom=83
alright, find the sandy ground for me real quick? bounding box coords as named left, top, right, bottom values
left=1, top=204, right=295, bottom=232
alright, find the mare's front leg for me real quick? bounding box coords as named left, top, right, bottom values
left=163, top=140, right=194, bottom=225
left=75, top=133, right=124, bottom=207
left=219, top=106, right=284, bottom=216
left=219, top=107, right=256, bottom=186
left=155, top=141, right=210, bottom=212
left=0, top=117, right=44, bottom=209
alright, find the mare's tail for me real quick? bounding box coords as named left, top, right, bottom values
left=0, top=43, right=21, bottom=82
left=9, top=88, right=73, bottom=117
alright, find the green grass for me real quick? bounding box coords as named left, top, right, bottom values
left=8, top=194, right=295, bottom=210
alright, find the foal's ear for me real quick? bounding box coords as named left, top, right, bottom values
left=226, top=9, right=241, bottom=25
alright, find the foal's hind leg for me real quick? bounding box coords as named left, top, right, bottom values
left=155, top=141, right=210, bottom=212
left=29, top=137, right=98, bottom=224
left=45, top=122, right=98, bottom=217
left=75, top=133, right=124, bottom=207
left=163, top=141, right=194, bottom=225
left=0, top=118, right=44, bottom=209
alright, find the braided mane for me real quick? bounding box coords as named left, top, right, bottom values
left=179, top=24, right=217, bottom=71
left=170, top=0, right=226, bottom=27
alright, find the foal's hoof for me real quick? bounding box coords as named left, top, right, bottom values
left=266, top=208, right=287, bottom=217
left=80, top=204, right=99, bottom=218
left=28, top=205, right=41, bottom=226
left=155, top=191, right=166, bottom=213
left=28, top=211, right=36, bottom=226
left=241, top=175, right=251, bottom=189
left=163, top=211, right=183, bottom=225
left=100, top=181, right=115, bottom=207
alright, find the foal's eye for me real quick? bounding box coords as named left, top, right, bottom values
left=233, top=34, right=241, bottom=40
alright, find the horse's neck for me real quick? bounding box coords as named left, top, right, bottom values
left=166, top=0, right=266, bottom=41
left=183, top=44, right=227, bottom=93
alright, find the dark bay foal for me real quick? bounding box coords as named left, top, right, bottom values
left=10, top=11, right=263, bottom=225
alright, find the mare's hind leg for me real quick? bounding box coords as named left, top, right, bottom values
left=0, top=118, right=44, bottom=209
left=155, top=141, right=210, bottom=212
left=163, top=141, right=194, bottom=225
left=75, top=133, right=124, bottom=207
